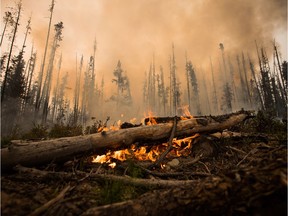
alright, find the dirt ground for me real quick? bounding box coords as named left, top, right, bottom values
left=1, top=120, right=287, bottom=215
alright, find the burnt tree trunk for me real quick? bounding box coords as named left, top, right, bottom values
left=1, top=111, right=251, bottom=171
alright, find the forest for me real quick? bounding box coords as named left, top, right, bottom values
left=1, top=0, right=287, bottom=215
left=1, top=0, right=287, bottom=141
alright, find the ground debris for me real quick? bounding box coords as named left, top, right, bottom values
left=1, top=129, right=287, bottom=216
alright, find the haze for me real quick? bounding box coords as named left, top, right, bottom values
left=1, top=0, right=287, bottom=121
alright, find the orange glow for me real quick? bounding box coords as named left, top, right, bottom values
left=179, top=105, right=193, bottom=120
left=92, top=133, right=200, bottom=167
left=144, top=111, right=158, bottom=125
left=108, top=162, right=117, bottom=168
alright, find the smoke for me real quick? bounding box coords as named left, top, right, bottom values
left=1, top=0, right=287, bottom=122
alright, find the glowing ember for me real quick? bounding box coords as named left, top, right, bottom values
left=108, top=162, right=116, bottom=168
left=92, top=155, right=110, bottom=164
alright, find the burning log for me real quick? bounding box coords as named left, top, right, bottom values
left=1, top=111, right=252, bottom=171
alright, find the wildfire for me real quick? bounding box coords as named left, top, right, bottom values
left=92, top=134, right=200, bottom=168
left=92, top=110, right=199, bottom=168
left=144, top=111, right=158, bottom=125
left=179, top=105, right=194, bottom=120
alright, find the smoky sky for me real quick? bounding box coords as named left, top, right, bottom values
left=1, top=0, right=287, bottom=116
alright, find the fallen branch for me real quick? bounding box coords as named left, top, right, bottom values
left=30, top=184, right=72, bottom=216
left=14, top=165, right=200, bottom=189
left=2, top=110, right=251, bottom=171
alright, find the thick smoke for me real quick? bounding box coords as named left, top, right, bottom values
left=1, top=0, right=287, bottom=123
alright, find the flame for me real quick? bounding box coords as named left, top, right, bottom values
left=179, top=105, right=194, bottom=120
left=92, top=133, right=200, bottom=168
left=144, top=111, right=157, bottom=125
left=130, top=117, right=137, bottom=124
left=92, top=154, right=110, bottom=164
left=92, top=112, right=200, bottom=168
left=108, top=162, right=116, bottom=168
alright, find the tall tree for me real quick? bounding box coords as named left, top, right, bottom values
left=21, top=16, right=31, bottom=52
left=1, top=0, right=22, bottom=102
left=186, top=60, right=201, bottom=115
left=41, top=21, right=64, bottom=123
left=23, top=45, right=37, bottom=106
left=111, top=60, right=132, bottom=107
left=157, top=66, right=167, bottom=115
left=241, top=52, right=252, bottom=107
left=1, top=50, right=26, bottom=135
left=51, top=54, right=62, bottom=122
left=73, top=55, right=83, bottom=125
left=256, top=43, right=275, bottom=112
left=219, top=43, right=232, bottom=113
left=5, top=51, right=26, bottom=99
left=0, top=11, right=14, bottom=47
left=170, top=44, right=178, bottom=115
left=247, top=54, right=264, bottom=110
left=35, top=0, right=55, bottom=111
left=209, top=57, right=219, bottom=114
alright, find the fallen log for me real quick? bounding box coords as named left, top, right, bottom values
left=1, top=111, right=251, bottom=171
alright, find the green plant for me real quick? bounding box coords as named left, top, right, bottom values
left=127, top=160, right=144, bottom=178
left=21, top=123, right=48, bottom=140
left=49, top=124, right=82, bottom=138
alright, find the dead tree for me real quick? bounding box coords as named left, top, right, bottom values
left=0, top=11, right=14, bottom=47
left=247, top=54, right=264, bottom=110
left=35, top=0, right=55, bottom=112
left=171, top=44, right=178, bottom=115
left=186, top=60, right=201, bottom=115
left=158, top=66, right=167, bottom=116
left=210, top=57, right=219, bottom=114
left=241, top=52, right=252, bottom=107
left=228, top=55, right=239, bottom=109
left=23, top=45, right=37, bottom=107
left=51, top=54, right=62, bottom=123
left=256, top=43, right=275, bottom=112
left=41, top=21, right=64, bottom=124
left=21, top=16, right=31, bottom=53
left=73, top=55, right=83, bottom=125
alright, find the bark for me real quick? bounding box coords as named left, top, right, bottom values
left=1, top=111, right=251, bottom=171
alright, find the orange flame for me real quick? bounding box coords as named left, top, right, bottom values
left=92, top=112, right=199, bottom=168
left=92, top=133, right=200, bottom=168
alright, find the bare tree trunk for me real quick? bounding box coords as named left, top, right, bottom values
left=35, top=0, right=55, bottom=112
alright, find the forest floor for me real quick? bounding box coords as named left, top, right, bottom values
left=1, top=113, right=287, bottom=216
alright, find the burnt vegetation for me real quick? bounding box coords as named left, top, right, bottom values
left=0, top=0, right=287, bottom=215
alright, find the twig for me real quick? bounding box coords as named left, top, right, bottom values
left=77, top=168, right=94, bottom=182
left=227, top=146, right=247, bottom=155
left=198, top=161, right=211, bottom=174
left=29, top=184, right=73, bottom=216
left=236, top=148, right=258, bottom=166
left=136, top=164, right=209, bottom=178
left=182, top=156, right=202, bottom=166
left=151, top=116, right=178, bottom=168
left=14, top=165, right=199, bottom=189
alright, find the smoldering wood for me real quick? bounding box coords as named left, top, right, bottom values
left=1, top=111, right=251, bottom=171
